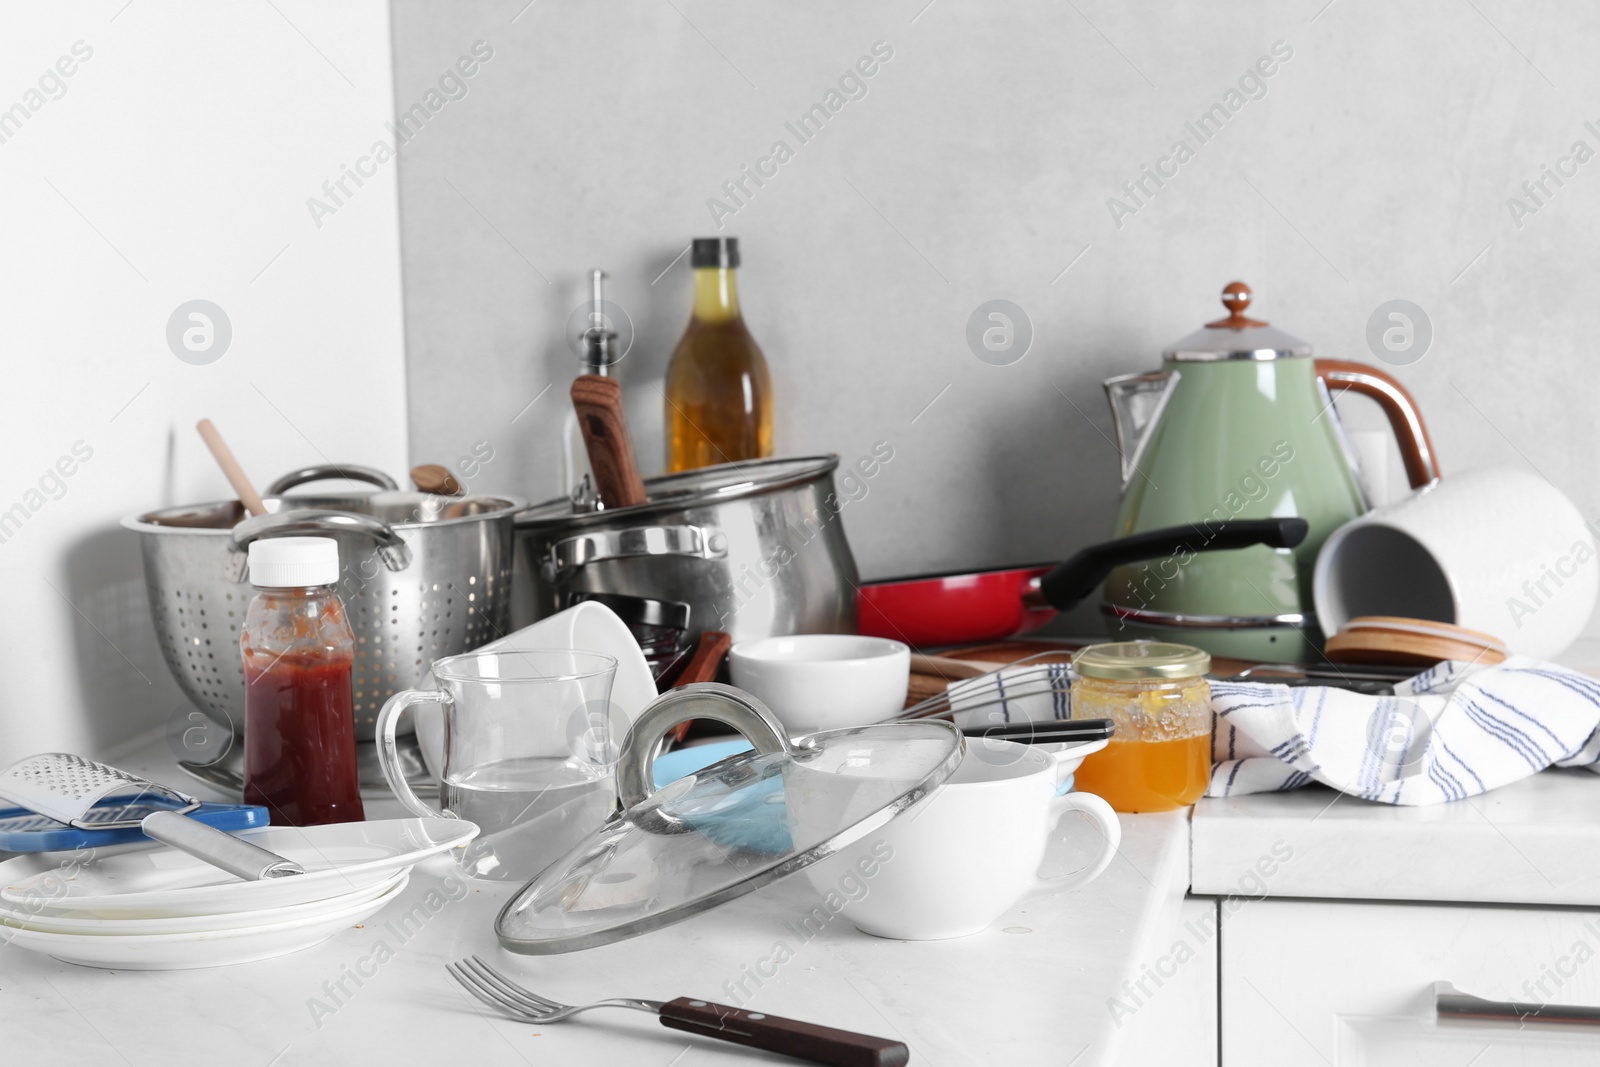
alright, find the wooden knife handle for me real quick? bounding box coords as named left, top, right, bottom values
left=659, top=998, right=910, bottom=1067
left=671, top=631, right=731, bottom=689
left=570, top=375, right=647, bottom=508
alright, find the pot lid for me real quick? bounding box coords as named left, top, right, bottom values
left=516, top=455, right=840, bottom=529
left=1163, top=282, right=1311, bottom=362
left=495, top=684, right=963, bottom=955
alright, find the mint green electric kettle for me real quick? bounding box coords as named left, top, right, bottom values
left=1102, top=282, right=1439, bottom=662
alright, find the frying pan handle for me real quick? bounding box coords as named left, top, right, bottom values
left=1033, top=517, right=1309, bottom=612
left=266, top=465, right=400, bottom=495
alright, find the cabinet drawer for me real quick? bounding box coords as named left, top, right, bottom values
left=1222, top=899, right=1600, bottom=1065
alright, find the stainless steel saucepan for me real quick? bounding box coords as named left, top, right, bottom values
left=124, top=465, right=524, bottom=742
left=513, top=455, right=860, bottom=641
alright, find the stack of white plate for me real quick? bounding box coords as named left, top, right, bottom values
left=0, top=818, right=477, bottom=969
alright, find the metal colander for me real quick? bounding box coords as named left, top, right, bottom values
left=123, top=465, right=524, bottom=742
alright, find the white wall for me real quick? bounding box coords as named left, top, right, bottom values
left=0, top=2, right=408, bottom=758
left=389, top=0, right=1600, bottom=655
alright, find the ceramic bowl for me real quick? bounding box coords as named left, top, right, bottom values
left=728, top=635, right=910, bottom=735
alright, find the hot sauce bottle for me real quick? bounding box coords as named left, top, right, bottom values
left=240, top=536, right=364, bottom=826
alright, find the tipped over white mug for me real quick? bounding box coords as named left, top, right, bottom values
left=1313, top=465, right=1597, bottom=658
left=798, top=739, right=1121, bottom=940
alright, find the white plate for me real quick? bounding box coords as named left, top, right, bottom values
left=0, top=874, right=408, bottom=969
left=415, top=603, right=658, bottom=780
left=0, top=817, right=476, bottom=917
left=0, top=867, right=410, bottom=935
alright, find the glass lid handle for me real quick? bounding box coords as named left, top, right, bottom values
left=615, top=683, right=794, bottom=810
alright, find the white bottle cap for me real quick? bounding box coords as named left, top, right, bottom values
left=248, top=537, right=340, bottom=588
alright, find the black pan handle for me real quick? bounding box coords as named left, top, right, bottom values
left=1035, top=517, right=1309, bottom=612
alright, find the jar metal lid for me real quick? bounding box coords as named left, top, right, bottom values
left=1073, top=641, right=1210, bottom=681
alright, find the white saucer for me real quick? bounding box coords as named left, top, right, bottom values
left=0, top=867, right=409, bottom=935
left=0, top=874, right=409, bottom=969
left=0, top=817, right=476, bottom=918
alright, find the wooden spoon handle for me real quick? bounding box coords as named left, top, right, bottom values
left=195, top=419, right=268, bottom=517
left=659, top=998, right=909, bottom=1067
left=570, top=375, right=647, bottom=508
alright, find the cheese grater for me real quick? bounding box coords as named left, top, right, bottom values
left=0, top=753, right=201, bottom=830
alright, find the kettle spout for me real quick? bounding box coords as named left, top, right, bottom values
left=1103, top=370, right=1180, bottom=491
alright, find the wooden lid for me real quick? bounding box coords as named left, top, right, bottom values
left=1324, top=616, right=1508, bottom=668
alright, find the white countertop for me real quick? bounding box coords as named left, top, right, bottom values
left=0, top=736, right=1193, bottom=1067
left=1191, top=768, right=1600, bottom=907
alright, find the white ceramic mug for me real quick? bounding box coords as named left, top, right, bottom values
left=799, top=740, right=1121, bottom=940
left=1313, top=465, right=1597, bottom=658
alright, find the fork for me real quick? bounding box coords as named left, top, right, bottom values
left=447, top=956, right=909, bottom=1066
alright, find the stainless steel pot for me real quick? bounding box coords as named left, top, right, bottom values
left=123, top=465, right=524, bottom=742
left=513, top=456, right=859, bottom=640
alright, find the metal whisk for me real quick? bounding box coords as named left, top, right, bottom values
left=894, top=651, right=1077, bottom=723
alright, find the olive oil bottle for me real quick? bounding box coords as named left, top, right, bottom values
left=664, top=238, right=772, bottom=472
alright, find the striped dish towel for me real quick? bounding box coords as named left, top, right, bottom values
left=1209, top=657, right=1600, bottom=804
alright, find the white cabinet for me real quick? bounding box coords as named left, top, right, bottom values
left=1220, top=899, right=1600, bottom=1065
left=1119, top=897, right=1219, bottom=1067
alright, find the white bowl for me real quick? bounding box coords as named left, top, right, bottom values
left=728, top=635, right=910, bottom=734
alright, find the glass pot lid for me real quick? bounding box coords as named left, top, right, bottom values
left=1163, top=281, right=1311, bottom=362
left=495, top=683, right=963, bottom=955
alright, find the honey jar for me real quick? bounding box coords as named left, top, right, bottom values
left=1070, top=641, right=1212, bottom=813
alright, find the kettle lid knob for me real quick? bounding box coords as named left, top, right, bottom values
left=1207, top=280, right=1269, bottom=330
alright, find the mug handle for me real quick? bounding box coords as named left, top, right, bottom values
left=1029, top=790, right=1121, bottom=893
left=377, top=689, right=452, bottom=819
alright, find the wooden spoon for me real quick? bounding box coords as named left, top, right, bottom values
left=195, top=419, right=267, bottom=517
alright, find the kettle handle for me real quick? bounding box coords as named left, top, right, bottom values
left=1313, top=359, right=1440, bottom=489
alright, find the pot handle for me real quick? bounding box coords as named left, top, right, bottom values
left=266, top=464, right=399, bottom=495
left=227, top=508, right=412, bottom=579
left=1313, top=360, right=1440, bottom=489
left=543, top=524, right=728, bottom=581
left=613, top=683, right=794, bottom=810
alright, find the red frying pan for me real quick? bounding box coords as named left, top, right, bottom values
left=856, top=518, right=1309, bottom=648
